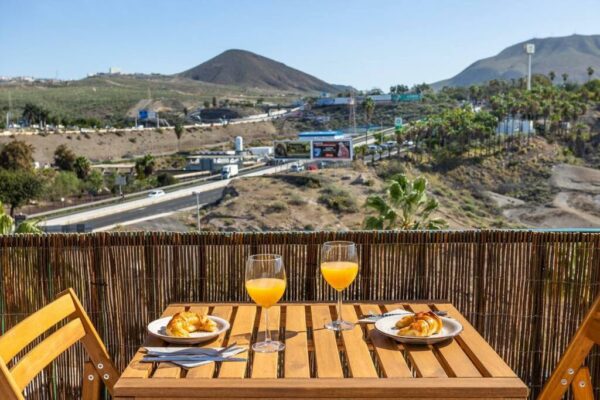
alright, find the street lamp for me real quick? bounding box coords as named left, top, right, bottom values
left=524, top=43, right=535, bottom=91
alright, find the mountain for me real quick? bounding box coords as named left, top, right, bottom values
left=178, top=49, right=340, bottom=93
left=432, top=34, right=600, bottom=89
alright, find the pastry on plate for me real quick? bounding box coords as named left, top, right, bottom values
left=166, top=311, right=218, bottom=337
left=395, top=311, right=442, bottom=337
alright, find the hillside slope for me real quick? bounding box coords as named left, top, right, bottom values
left=433, top=34, right=600, bottom=88
left=178, top=49, right=339, bottom=93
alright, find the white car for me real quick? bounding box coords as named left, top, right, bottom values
left=290, top=163, right=305, bottom=172
left=368, top=144, right=381, bottom=152
left=148, top=189, right=165, bottom=198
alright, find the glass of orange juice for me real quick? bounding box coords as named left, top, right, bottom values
left=321, top=241, right=359, bottom=331
left=245, top=254, right=286, bottom=352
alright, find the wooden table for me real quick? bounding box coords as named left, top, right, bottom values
left=114, top=302, right=528, bottom=399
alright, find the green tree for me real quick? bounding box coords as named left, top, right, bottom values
left=21, top=103, right=50, bottom=128
left=0, top=201, right=42, bottom=234
left=84, top=170, right=104, bottom=195
left=0, top=170, right=43, bottom=215
left=0, top=140, right=34, bottom=171
left=364, top=174, right=447, bottom=230
left=548, top=71, right=556, bottom=83
left=54, top=144, right=77, bottom=171
left=135, top=154, right=155, bottom=179
left=562, top=73, right=569, bottom=84
left=203, top=100, right=210, bottom=108
left=73, top=156, right=91, bottom=179
left=362, top=97, right=375, bottom=125
left=587, top=66, right=595, bottom=81
left=212, top=96, right=217, bottom=108
left=174, top=123, right=184, bottom=152
left=48, top=171, right=81, bottom=200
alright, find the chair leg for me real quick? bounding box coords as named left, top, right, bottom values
left=571, top=367, right=594, bottom=400
left=82, top=360, right=101, bottom=400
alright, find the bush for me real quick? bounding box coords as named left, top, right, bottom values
left=157, top=172, right=177, bottom=187
left=266, top=201, right=287, bottom=213
left=289, top=193, right=307, bottom=206
left=319, top=185, right=358, bottom=213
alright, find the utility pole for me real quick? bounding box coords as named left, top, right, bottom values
left=192, top=192, right=201, bottom=230
left=524, top=43, right=535, bottom=91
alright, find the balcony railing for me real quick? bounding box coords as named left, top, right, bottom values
left=0, top=230, right=598, bottom=399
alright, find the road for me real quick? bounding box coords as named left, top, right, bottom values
left=86, top=187, right=225, bottom=230
left=41, top=128, right=397, bottom=231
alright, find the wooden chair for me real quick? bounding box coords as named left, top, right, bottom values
left=539, top=293, right=600, bottom=399
left=0, top=288, right=119, bottom=400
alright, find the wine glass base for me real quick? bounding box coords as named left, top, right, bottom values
left=325, top=320, right=355, bottom=331
left=253, top=340, right=285, bottom=353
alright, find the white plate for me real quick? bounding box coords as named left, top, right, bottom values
left=374, top=314, right=463, bottom=345
left=147, top=315, right=230, bottom=344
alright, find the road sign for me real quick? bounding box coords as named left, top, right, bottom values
left=311, top=139, right=353, bottom=161
left=394, top=117, right=403, bottom=129
left=393, top=93, right=422, bottom=102
left=115, top=175, right=127, bottom=186
left=274, top=141, right=311, bottom=159
left=138, top=110, right=156, bottom=120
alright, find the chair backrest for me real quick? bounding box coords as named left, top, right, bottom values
left=538, top=293, right=600, bottom=399
left=0, top=288, right=119, bottom=400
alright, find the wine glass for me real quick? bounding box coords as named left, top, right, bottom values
left=320, top=241, right=359, bottom=331
left=245, top=254, right=286, bottom=352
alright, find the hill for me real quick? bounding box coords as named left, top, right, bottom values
left=0, top=74, right=296, bottom=125
left=178, top=49, right=340, bottom=93
left=433, top=34, right=600, bottom=88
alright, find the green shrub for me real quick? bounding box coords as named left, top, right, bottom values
left=289, top=194, right=307, bottom=206
left=266, top=201, right=287, bottom=213
left=318, top=185, right=358, bottom=213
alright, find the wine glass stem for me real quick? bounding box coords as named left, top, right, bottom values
left=264, top=307, right=271, bottom=343
left=337, top=290, right=343, bottom=324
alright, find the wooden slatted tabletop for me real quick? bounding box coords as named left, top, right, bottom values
left=114, top=302, right=528, bottom=399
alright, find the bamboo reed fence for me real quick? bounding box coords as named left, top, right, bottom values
left=0, top=231, right=599, bottom=399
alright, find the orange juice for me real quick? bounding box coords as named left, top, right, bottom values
left=321, top=261, right=358, bottom=291
left=245, top=278, right=286, bottom=308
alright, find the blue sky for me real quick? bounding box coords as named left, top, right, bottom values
left=1, top=0, right=599, bottom=89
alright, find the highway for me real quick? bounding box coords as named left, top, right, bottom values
left=41, top=128, right=396, bottom=232
left=86, top=187, right=224, bottom=230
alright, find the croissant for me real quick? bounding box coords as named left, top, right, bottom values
left=166, top=311, right=217, bottom=337
left=396, top=311, right=442, bottom=337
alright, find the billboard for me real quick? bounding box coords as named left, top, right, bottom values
left=138, top=110, right=157, bottom=120
left=274, top=141, right=311, bottom=159
left=311, top=139, right=353, bottom=160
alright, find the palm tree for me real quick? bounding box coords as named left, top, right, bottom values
left=0, top=201, right=42, bottom=234
left=587, top=66, right=595, bottom=81
left=135, top=154, right=155, bottom=179
left=548, top=71, right=556, bottom=83
left=562, top=73, right=569, bottom=85
left=364, top=174, right=447, bottom=230
left=362, top=97, right=375, bottom=148
left=174, top=123, right=184, bottom=152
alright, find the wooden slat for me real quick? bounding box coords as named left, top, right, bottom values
left=82, top=360, right=101, bottom=400
left=310, top=305, right=343, bottom=378
left=0, top=294, right=76, bottom=361
left=384, top=305, right=447, bottom=378
left=409, top=304, right=480, bottom=377
left=151, top=305, right=188, bottom=379
left=113, top=376, right=529, bottom=398
left=251, top=306, right=281, bottom=378
left=434, top=304, right=516, bottom=378
left=572, top=367, right=594, bottom=400
left=218, top=305, right=257, bottom=378
left=284, top=305, right=310, bottom=378
left=358, top=304, right=412, bottom=378
left=339, top=305, right=377, bottom=377
left=11, top=318, right=86, bottom=390
left=186, top=306, right=233, bottom=379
